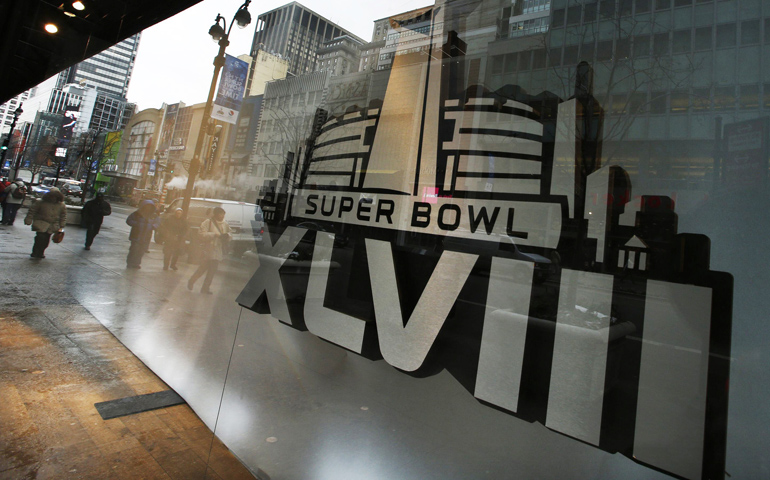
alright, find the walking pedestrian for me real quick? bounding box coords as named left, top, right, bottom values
left=125, top=200, right=160, bottom=269
left=161, top=208, right=188, bottom=271
left=23, top=188, right=66, bottom=259
left=187, top=207, right=231, bottom=294
left=2, top=178, right=27, bottom=225
left=82, top=193, right=112, bottom=250
left=0, top=177, right=11, bottom=214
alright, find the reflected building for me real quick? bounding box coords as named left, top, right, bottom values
left=246, top=1, right=364, bottom=84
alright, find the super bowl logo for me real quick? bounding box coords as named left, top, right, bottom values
left=239, top=8, right=732, bottom=480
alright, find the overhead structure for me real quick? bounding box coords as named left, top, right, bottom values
left=0, top=0, right=205, bottom=103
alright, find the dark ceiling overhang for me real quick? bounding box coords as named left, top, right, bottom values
left=0, top=0, right=205, bottom=104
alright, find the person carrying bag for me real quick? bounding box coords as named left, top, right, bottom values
left=24, top=188, right=67, bottom=259
left=187, top=207, right=231, bottom=294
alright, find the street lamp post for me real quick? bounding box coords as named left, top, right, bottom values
left=181, top=0, right=251, bottom=215
left=1, top=105, right=23, bottom=177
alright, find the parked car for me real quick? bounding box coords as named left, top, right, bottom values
left=31, top=178, right=83, bottom=197
left=155, top=197, right=264, bottom=255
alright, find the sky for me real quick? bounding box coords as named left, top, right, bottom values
left=126, top=0, right=431, bottom=111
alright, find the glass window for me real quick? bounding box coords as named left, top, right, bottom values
left=532, top=49, right=547, bottom=68
left=636, top=0, right=651, bottom=12
left=492, top=55, right=504, bottom=74
left=670, top=90, right=690, bottom=112
left=620, top=0, right=634, bottom=15
left=634, top=34, right=651, bottom=56
left=694, top=26, right=713, bottom=50
left=584, top=2, right=598, bottom=20
left=563, top=45, right=580, bottom=64
left=739, top=84, right=759, bottom=108
left=692, top=87, right=711, bottom=110
left=597, top=40, right=613, bottom=60
left=629, top=92, right=648, bottom=112
left=553, top=8, right=566, bottom=27
left=765, top=18, right=770, bottom=43
left=714, top=85, right=736, bottom=109
left=764, top=83, right=770, bottom=107
left=616, top=37, right=631, bottom=59
left=674, top=0, right=692, bottom=6
left=650, top=91, right=667, bottom=113
left=716, top=23, right=736, bottom=48
left=653, top=32, right=670, bottom=55
left=504, top=53, right=517, bottom=73
left=741, top=19, right=760, bottom=45
left=518, top=51, right=531, bottom=70
left=600, top=0, right=616, bottom=17
left=550, top=47, right=563, bottom=66
left=656, top=0, right=671, bottom=10
left=581, top=41, right=595, bottom=61
left=673, top=29, right=692, bottom=52
left=567, top=6, right=582, bottom=25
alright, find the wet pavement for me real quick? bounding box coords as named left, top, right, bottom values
left=0, top=204, right=257, bottom=479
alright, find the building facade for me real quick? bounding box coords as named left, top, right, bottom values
left=247, top=2, right=364, bottom=82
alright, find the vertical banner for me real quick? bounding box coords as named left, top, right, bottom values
left=158, top=103, right=180, bottom=152
left=212, top=54, right=249, bottom=125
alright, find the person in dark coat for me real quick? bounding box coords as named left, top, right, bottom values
left=125, top=199, right=160, bottom=269
left=82, top=193, right=111, bottom=250
left=161, top=208, right=188, bottom=271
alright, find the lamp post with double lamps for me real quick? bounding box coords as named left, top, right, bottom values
left=181, top=0, right=251, bottom=215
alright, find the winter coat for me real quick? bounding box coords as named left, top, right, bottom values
left=126, top=210, right=160, bottom=244
left=24, top=199, right=67, bottom=233
left=82, top=198, right=111, bottom=226
left=161, top=215, right=188, bottom=245
left=198, top=218, right=231, bottom=261
left=5, top=182, right=26, bottom=205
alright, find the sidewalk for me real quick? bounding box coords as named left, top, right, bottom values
left=0, top=216, right=257, bottom=479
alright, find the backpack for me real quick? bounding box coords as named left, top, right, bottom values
left=12, top=185, right=26, bottom=199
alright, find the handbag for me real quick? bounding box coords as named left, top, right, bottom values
left=52, top=231, right=65, bottom=243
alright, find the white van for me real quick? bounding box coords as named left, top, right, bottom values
left=156, top=197, right=264, bottom=255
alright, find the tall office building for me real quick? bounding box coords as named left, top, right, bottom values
left=15, top=34, right=140, bottom=135
left=56, top=34, right=141, bottom=99
left=0, top=91, right=29, bottom=135
left=247, top=2, right=364, bottom=88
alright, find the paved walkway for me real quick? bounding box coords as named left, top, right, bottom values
left=0, top=206, right=256, bottom=479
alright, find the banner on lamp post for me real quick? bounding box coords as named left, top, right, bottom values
left=211, top=54, right=249, bottom=125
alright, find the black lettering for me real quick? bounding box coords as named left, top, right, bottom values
left=438, top=204, right=461, bottom=231
left=339, top=197, right=354, bottom=218
left=321, top=195, right=336, bottom=216
left=505, top=208, right=528, bottom=239
left=357, top=198, right=373, bottom=221
left=468, top=205, right=500, bottom=234
left=411, top=202, right=431, bottom=228
left=305, top=194, right=319, bottom=215
left=376, top=200, right=395, bottom=224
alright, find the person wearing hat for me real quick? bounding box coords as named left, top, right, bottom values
left=125, top=199, right=160, bottom=269
left=24, top=187, right=66, bottom=259
left=187, top=206, right=231, bottom=294
left=161, top=207, right=188, bottom=271
left=81, top=192, right=111, bottom=250
left=2, top=178, right=27, bottom=225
